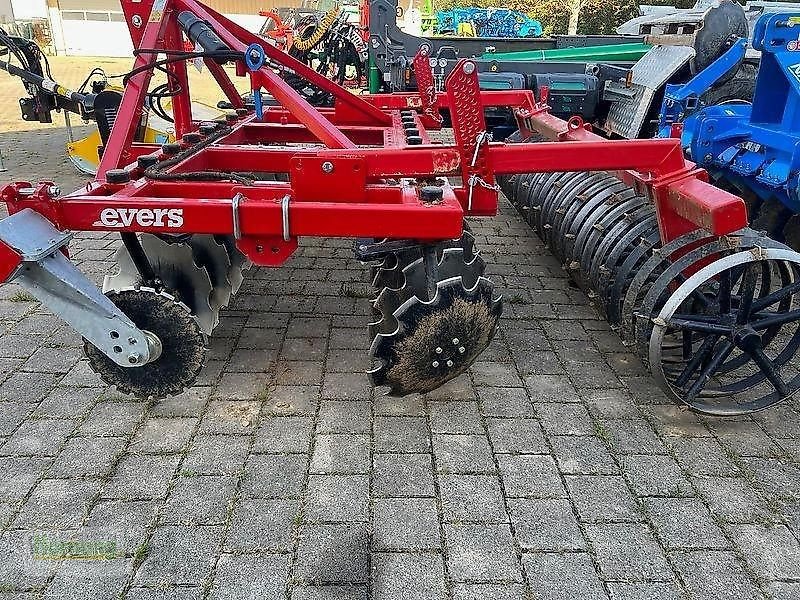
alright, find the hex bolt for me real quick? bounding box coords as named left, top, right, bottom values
left=432, top=360, right=440, bottom=368
left=128, top=337, right=137, bottom=345
left=128, top=353, right=141, bottom=364
left=446, top=359, right=454, bottom=367
left=322, top=161, right=334, bottom=174
left=435, top=347, right=443, bottom=354
left=48, top=185, right=61, bottom=198
left=458, top=346, right=466, bottom=354
left=452, top=338, right=459, bottom=345
left=463, top=62, right=476, bottom=75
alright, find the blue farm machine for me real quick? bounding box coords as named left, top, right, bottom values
left=659, top=13, right=800, bottom=250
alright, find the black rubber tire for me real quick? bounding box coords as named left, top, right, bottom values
left=701, top=63, right=757, bottom=106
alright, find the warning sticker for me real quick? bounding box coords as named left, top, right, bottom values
left=149, top=0, right=167, bottom=22
left=789, top=63, right=800, bottom=84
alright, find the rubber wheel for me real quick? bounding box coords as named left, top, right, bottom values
left=701, top=63, right=757, bottom=106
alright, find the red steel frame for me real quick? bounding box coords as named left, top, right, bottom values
left=0, top=0, right=748, bottom=269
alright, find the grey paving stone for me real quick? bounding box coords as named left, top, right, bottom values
left=471, top=362, right=523, bottom=388
left=0, top=531, right=58, bottom=588
left=182, top=434, right=251, bottom=475
left=263, top=385, right=319, bottom=416
left=422, top=373, right=477, bottom=401
left=508, top=498, right=585, bottom=551
left=444, top=523, right=522, bottom=582
left=439, top=474, right=507, bottom=523
left=282, top=337, right=327, bottom=361
left=294, top=524, right=369, bottom=583
left=321, top=372, right=371, bottom=400
left=13, top=478, right=100, bottom=529
left=310, top=434, right=370, bottom=474
left=485, top=418, right=547, bottom=454
left=550, top=435, right=619, bottom=475
left=148, top=388, right=210, bottom=418
left=427, top=401, right=483, bottom=434
left=432, top=434, right=494, bottom=473
left=497, top=454, right=566, bottom=498
left=726, top=523, right=800, bottom=580
left=316, top=401, right=371, bottom=434
left=0, top=419, right=74, bottom=456
left=275, top=361, right=323, bottom=387
left=565, top=475, right=643, bottom=523
left=667, top=437, right=740, bottom=477
left=161, top=475, right=237, bottom=526
left=371, top=552, right=446, bottom=600
left=200, top=400, right=261, bottom=433
left=767, top=582, right=800, bottom=600
left=712, top=421, right=783, bottom=457
left=241, top=454, right=307, bottom=498
left=102, top=454, right=181, bottom=500
left=741, top=457, right=800, bottom=501
left=43, top=558, right=130, bottom=600
left=536, top=403, right=594, bottom=436
left=645, top=497, right=729, bottom=550
left=49, top=437, right=127, bottom=477
left=522, top=552, right=607, bottom=600
left=606, top=582, right=683, bottom=600
left=225, top=498, right=297, bottom=552
left=451, top=583, right=528, bottom=600
left=693, top=477, right=773, bottom=524
left=131, top=417, right=197, bottom=453
left=670, top=550, right=763, bottom=600
left=374, top=417, right=429, bottom=452
left=208, top=553, right=289, bottom=600
left=599, top=419, right=665, bottom=455
left=584, top=523, right=673, bottom=581
left=290, top=586, right=368, bottom=600
left=477, top=387, right=534, bottom=417
left=79, top=499, right=157, bottom=555
left=79, top=401, right=144, bottom=436
left=305, top=475, right=369, bottom=522
left=373, top=396, right=424, bottom=417
left=620, top=455, right=693, bottom=498
left=638, top=406, right=710, bottom=439
left=754, top=406, right=800, bottom=439
left=253, top=416, right=314, bottom=453
left=0, top=402, right=34, bottom=437
left=372, top=498, right=440, bottom=550
left=22, top=346, right=81, bottom=375
left=372, top=453, right=435, bottom=497
left=582, top=390, right=640, bottom=419
left=523, top=375, right=579, bottom=403
left=132, top=525, right=224, bottom=585
left=33, top=387, right=99, bottom=421
left=0, top=372, right=59, bottom=403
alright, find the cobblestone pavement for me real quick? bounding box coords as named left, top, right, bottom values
left=0, top=58, right=799, bottom=600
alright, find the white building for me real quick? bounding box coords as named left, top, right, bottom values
left=30, top=0, right=290, bottom=57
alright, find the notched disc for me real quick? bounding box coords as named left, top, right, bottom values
left=84, top=288, right=206, bottom=399
left=369, top=277, right=501, bottom=396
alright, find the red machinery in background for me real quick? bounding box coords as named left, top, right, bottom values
left=0, top=0, right=797, bottom=414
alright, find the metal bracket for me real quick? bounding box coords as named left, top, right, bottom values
left=281, top=195, right=290, bottom=242
left=232, top=192, right=243, bottom=240
left=0, top=209, right=155, bottom=368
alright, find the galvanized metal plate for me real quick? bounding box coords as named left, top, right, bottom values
left=604, top=45, right=695, bottom=139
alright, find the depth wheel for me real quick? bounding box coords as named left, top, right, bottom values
left=649, top=246, right=800, bottom=415
left=84, top=288, right=206, bottom=399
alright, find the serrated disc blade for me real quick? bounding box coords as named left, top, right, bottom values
left=190, top=235, right=233, bottom=311
left=103, top=244, right=142, bottom=293
left=141, top=234, right=217, bottom=335
left=215, top=235, right=250, bottom=295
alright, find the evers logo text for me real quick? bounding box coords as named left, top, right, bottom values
left=95, top=208, right=184, bottom=229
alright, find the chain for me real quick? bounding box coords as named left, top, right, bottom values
left=467, top=131, right=497, bottom=211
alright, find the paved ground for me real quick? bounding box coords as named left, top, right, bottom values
left=0, top=57, right=799, bottom=600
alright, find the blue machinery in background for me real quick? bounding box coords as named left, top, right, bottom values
left=434, top=8, right=542, bottom=38
left=659, top=13, right=800, bottom=244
